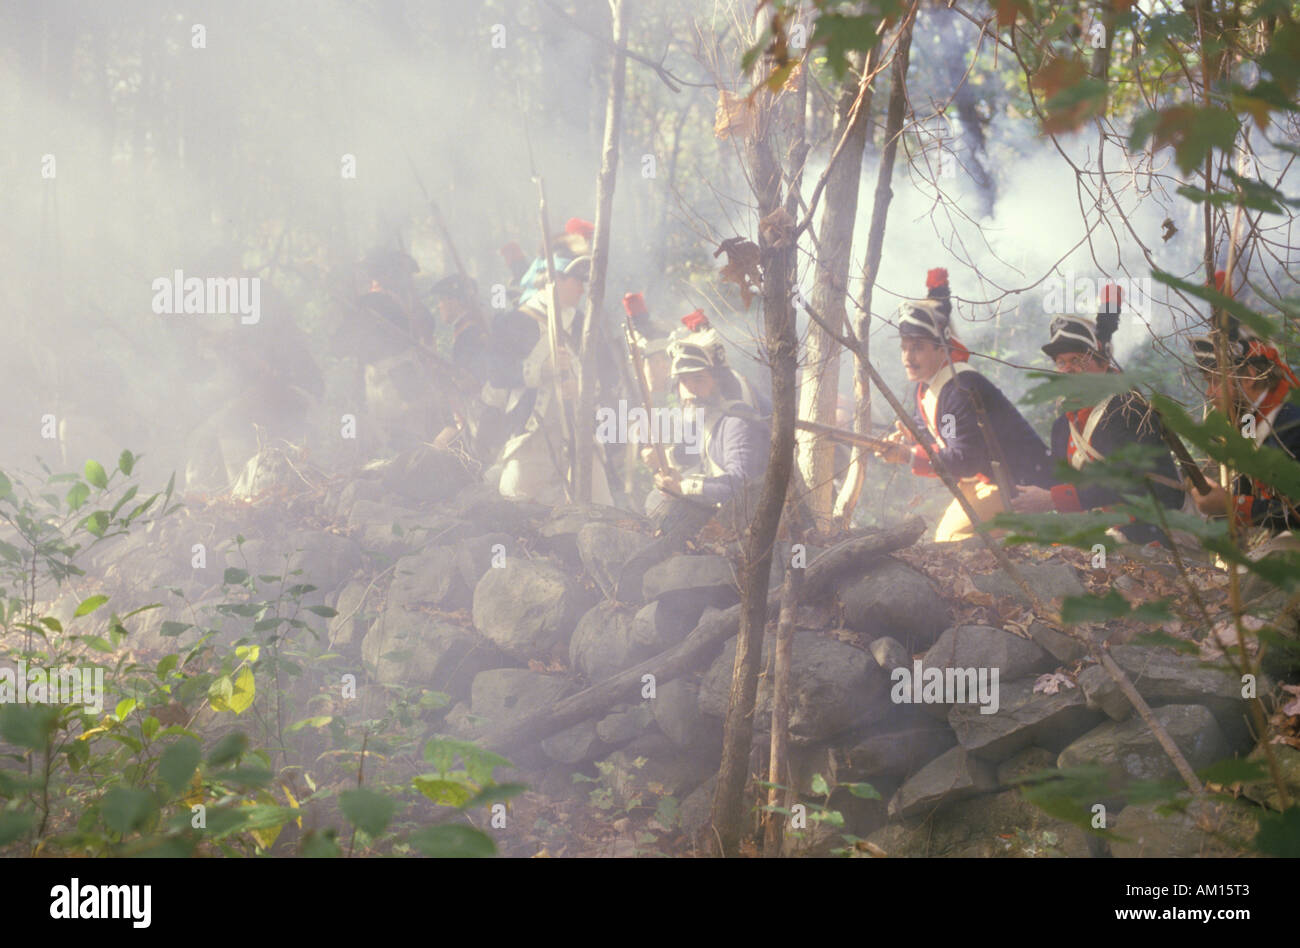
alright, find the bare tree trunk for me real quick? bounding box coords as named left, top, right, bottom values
left=710, top=98, right=800, bottom=858
left=832, top=23, right=913, bottom=528
left=575, top=0, right=627, bottom=503
left=798, top=50, right=874, bottom=532
left=762, top=523, right=803, bottom=857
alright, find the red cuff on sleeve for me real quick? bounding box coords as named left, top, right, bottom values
left=1051, top=483, right=1085, bottom=514
left=911, top=445, right=936, bottom=477
left=1234, top=494, right=1254, bottom=527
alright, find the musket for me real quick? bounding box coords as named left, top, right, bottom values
left=1097, top=287, right=1213, bottom=495
left=519, top=88, right=576, bottom=500
left=405, top=151, right=468, bottom=280
left=624, top=321, right=672, bottom=476
left=794, top=418, right=897, bottom=453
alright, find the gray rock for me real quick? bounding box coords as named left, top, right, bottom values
left=948, top=677, right=1102, bottom=761
left=577, top=522, right=653, bottom=599
left=699, top=632, right=894, bottom=742
left=1078, top=663, right=1131, bottom=720
left=455, top=533, right=515, bottom=592
left=1026, top=620, right=1090, bottom=664
left=678, top=776, right=717, bottom=836
left=867, top=636, right=910, bottom=670
left=888, top=746, right=999, bottom=820
left=652, top=678, right=721, bottom=750
left=328, top=578, right=374, bottom=650
left=630, top=599, right=700, bottom=656
left=608, top=732, right=718, bottom=798
left=541, top=721, right=603, bottom=765
left=538, top=503, right=641, bottom=562
left=925, top=625, right=1055, bottom=683
left=469, top=669, right=577, bottom=731
left=971, top=561, right=1085, bottom=606
left=642, top=554, right=738, bottom=608
left=568, top=603, right=639, bottom=681
left=380, top=446, right=473, bottom=505
left=1057, top=704, right=1231, bottom=784
left=836, top=718, right=958, bottom=780
left=450, top=483, right=544, bottom=536
left=387, top=546, right=469, bottom=612
left=996, top=746, right=1059, bottom=786
left=873, top=788, right=1090, bottom=857
left=838, top=559, right=949, bottom=651
left=1108, top=645, right=1248, bottom=743
left=596, top=704, right=656, bottom=745
left=472, top=557, right=582, bottom=662
left=361, top=611, right=501, bottom=697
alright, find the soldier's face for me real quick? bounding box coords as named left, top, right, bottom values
left=900, top=337, right=946, bottom=382
left=555, top=275, right=585, bottom=308
left=1053, top=351, right=1104, bottom=374
left=677, top=370, right=717, bottom=402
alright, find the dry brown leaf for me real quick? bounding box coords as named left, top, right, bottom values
left=714, top=91, right=755, bottom=141
left=714, top=237, right=762, bottom=307
left=758, top=207, right=796, bottom=249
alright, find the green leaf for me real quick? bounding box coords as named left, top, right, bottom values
left=1129, top=630, right=1199, bottom=654
left=82, top=511, right=109, bottom=538
left=73, top=594, right=109, bottom=617
left=811, top=773, right=830, bottom=795
left=213, top=666, right=256, bottom=715
left=66, top=482, right=89, bottom=512
left=207, top=731, right=248, bottom=766
left=84, top=460, right=108, bottom=489
left=223, top=567, right=249, bottom=585
left=1060, top=590, right=1131, bottom=624
left=844, top=782, right=882, bottom=800
left=414, top=776, right=474, bottom=808
left=100, top=787, right=156, bottom=835
left=81, top=635, right=114, bottom=653
left=118, top=450, right=135, bottom=476
left=1255, top=806, right=1300, bottom=857
left=299, top=829, right=342, bottom=857
left=464, top=782, right=527, bottom=809
left=160, top=621, right=190, bottom=638
left=306, top=605, right=338, bottom=618
left=0, top=810, right=34, bottom=846
left=1198, top=758, right=1269, bottom=785
left=114, top=698, right=137, bottom=721
left=157, top=739, right=202, bottom=795
left=210, top=766, right=272, bottom=789
left=284, top=715, right=333, bottom=734
left=340, top=787, right=397, bottom=838
left=108, top=484, right=139, bottom=519
left=0, top=705, right=60, bottom=749
left=408, top=824, right=496, bottom=858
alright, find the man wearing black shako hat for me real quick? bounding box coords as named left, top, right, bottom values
left=1009, top=283, right=1183, bottom=545
left=874, top=268, right=1053, bottom=542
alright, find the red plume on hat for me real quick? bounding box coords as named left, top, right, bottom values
left=920, top=267, right=968, bottom=361
left=566, top=218, right=595, bottom=240
left=681, top=309, right=710, bottom=332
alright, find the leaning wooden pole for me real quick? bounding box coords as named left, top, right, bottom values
left=832, top=15, right=914, bottom=527
left=575, top=0, right=627, bottom=502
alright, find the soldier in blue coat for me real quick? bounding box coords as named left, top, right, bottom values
left=875, top=268, right=1052, bottom=541
left=1009, top=285, right=1183, bottom=545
